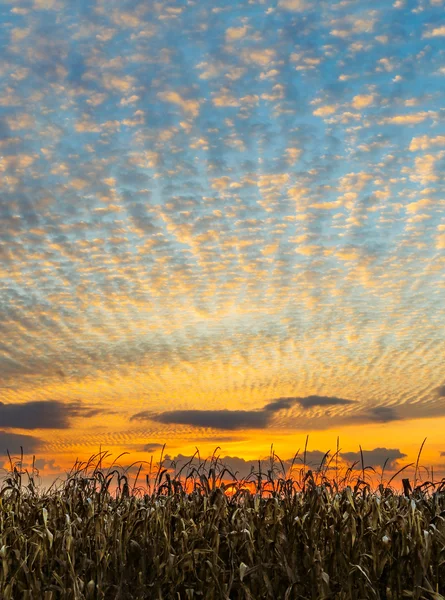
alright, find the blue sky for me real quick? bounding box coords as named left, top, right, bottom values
left=0, top=0, right=444, bottom=477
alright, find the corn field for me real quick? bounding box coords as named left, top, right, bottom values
left=1, top=446, right=445, bottom=600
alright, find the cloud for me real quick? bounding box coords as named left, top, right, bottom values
left=0, top=401, right=103, bottom=429
left=367, top=406, right=399, bottom=422
left=34, top=457, right=61, bottom=470
left=437, top=234, right=445, bottom=250
left=225, top=26, right=248, bottom=42
left=212, top=90, right=241, bottom=108
left=329, top=12, right=378, bottom=38
left=423, top=25, right=445, bottom=38
left=405, top=198, right=434, bottom=214
left=102, top=75, right=136, bottom=93
left=409, top=135, right=445, bottom=151
left=164, top=450, right=331, bottom=479
left=131, top=409, right=269, bottom=430
left=0, top=0, right=444, bottom=461
left=0, top=431, right=42, bottom=457
left=313, top=105, right=338, bottom=117
left=5, top=113, right=34, bottom=131
left=293, top=450, right=331, bottom=468
left=435, top=386, right=445, bottom=398
left=263, top=397, right=299, bottom=412
left=132, top=396, right=356, bottom=431
left=297, top=396, right=356, bottom=409
left=165, top=453, right=260, bottom=478
left=379, top=112, right=436, bottom=125
left=143, top=443, right=165, bottom=453
left=409, top=152, right=444, bottom=185
left=157, top=91, right=200, bottom=117
left=351, top=94, right=374, bottom=109
left=33, top=0, right=61, bottom=9
left=241, top=48, right=276, bottom=67
left=264, top=395, right=355, bottom=411
left=341, top=448, right=407, bottom=470
left=277, top=0, right=309, bottom=11
left=110, top=10, right=144, bottom=29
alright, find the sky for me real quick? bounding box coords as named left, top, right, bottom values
left=0, top=0, right=444, bottom=487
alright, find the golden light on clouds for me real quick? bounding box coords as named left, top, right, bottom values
left=0, top=0, right=443, bottom=485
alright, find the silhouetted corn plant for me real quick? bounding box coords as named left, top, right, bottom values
left=1, top=442, right=445, bottom=599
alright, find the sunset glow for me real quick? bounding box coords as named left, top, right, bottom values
left=0, top=0, right=444, bottom=488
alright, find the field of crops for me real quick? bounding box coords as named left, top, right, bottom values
left=1, top=448, right=445, bottom=600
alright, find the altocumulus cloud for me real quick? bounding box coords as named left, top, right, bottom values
left=131, top=395, right=355, bottom=430
left=0, top=400, right=103, bottom=429
left=0, top=0, right=443, bottom=454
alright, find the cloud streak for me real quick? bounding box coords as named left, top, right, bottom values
left=0, top=401, right=104, bottom=429
left=132, top=396, right=355, bottom=430
left=131, top=409, right=269, bottom=430
left=0, top=431, right=42, bottom=457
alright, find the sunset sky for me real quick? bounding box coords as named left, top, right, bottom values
left=0, top=0, right=444, bottom=486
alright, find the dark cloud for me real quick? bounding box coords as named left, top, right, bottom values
left=345, top=406, right=402, bottom=426
left=297, top=395, right=355, bottom=409
left=263, top=397, right=299, bottom=412
left=80, top=408, right=105, bottom=418
left=341, top=448, right=407, bottom=470
left=0, top=431, right=42, bottom=457
left=367, top=407, right=399, bottom=423
left=34, top=458, right=60, bottom=471
left=264, top=395, right=355, bottom=411
left=132, top=409, right=269, bottom=430
left=164, top=449, right=332, bottom=479
left=0, top=401, right=103, bottom=429
left=131, top=395, right=357, bottom=431
left=290, top=450, right=332, bottom=469
left=143, top=443, right=165, bottom=453
left=165, top=453, right=258, bottom=478
left=435, top=386, right=445, bottom=398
